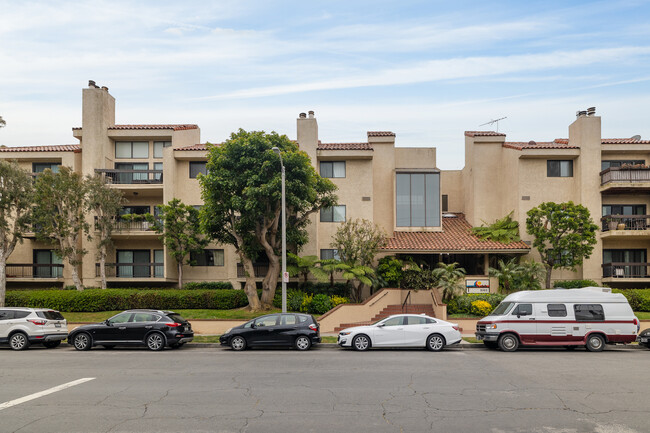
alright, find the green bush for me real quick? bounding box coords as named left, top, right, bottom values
left=301, top=283, right=350, bottom=298
left=5, top=289, right=248, bottom=312
left=183, top=282, right=233, bottom=290
left=553, top=280, right=598, bottom=289
left=613, top=289, right=650, bottom=312
left=470, top=300, right=493, bottom=316
left=308, top=294, right=333, bottom=315
left=447, top=294, right=506, bottom=315
left=273, top=289, right=347, bottom=313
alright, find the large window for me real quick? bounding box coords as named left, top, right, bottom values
left=115, top=162, right=149, bottom=183
left=602, top=205, right=646, bottom=216
left=547, top=160, right=573, bottom=177
left=320, top=249, right=340, bottom=260
left=33, top=250, right=63, bottom=278
left=396, top=172, right=440, bottom=227
left=603, top=249, right=646, bottom=278
left=190, top=161, right=207, bottom=178
left=574, top=304, right=605, bottom=321
left=153, top=141, right=171, bottom=159
left=115, top=141, right=148, bottom=159
left=602, top=160, right=644, bottom=171
left=320, top=205, right=346, bottom=222
left=190, top=249, right=224, bottom=266
left=32, top=163, right=61, bottom=173
left=320, top=161, right=346, bottom=178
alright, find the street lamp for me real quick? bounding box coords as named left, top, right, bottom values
left=272, top=147, right=287, bottom=313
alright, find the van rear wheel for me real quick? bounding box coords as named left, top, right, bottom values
left=498, top=333, right=519, bottom=352
left=585, top=334, right=605, bottom=352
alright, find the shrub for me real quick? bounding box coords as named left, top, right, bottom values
left=301, top=282, right=350, bottom=298
left=613, top=289, right=650, bottom=312
left=183, top=282, right=234, bottom=290
left=4, top=289, right=248, bottom=312
left=470, top=300, right=493, bottom=316
left=447, top=294, right=506, bottom=315
left=308, top=294, right=333, bottom=315
left=300, top=294, right=313, bottom=313
left=553, top=280, right=598, bottom=289
left=330, top=295, right=349, bottom=307
left=401, top=269, right=439, bottom=291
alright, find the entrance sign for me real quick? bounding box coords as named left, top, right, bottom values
left=466, top=278, right=490, bottom=294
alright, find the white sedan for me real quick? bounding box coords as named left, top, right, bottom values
left=337, top=314, right=462, bottom=351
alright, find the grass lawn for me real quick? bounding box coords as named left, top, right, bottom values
left=636, top=312, right=650, bottom=320
left=63, top=308, right=282, bottom=323
left=462, top=337, right=480, bottom=344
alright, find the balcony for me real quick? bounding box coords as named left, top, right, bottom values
left=6, top=264, right=64, bottom=280
left=601, top=215, right=650, bottom=239
left=96, top=263, right=164, bottom=279
left=95, top=217, right=160, bottom=238
left=95, top=169, right=163, bottom=185
left=602, top=262, right=650, bottom=283
left=600, top=166, right=650, bottom=193
left=236, top=263, right=270, bottom=278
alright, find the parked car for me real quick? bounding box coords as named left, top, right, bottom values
left=220, top=313, right=320, bottom=351
left=0, top=307, right=67, bottom=350
left=475, top=287, right=640, bottom=352
left=338, top=314, right=462, bottom=351
left=638, top=328, right=650, bottom=349
left=68, top=309, right=193, bottom=351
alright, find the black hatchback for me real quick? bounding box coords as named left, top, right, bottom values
left=220, top=313, right=320, bottom=351
left=68, top=309, right=193, bottom=351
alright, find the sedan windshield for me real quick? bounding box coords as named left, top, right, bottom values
left=491, top=302, right=515, bottom=316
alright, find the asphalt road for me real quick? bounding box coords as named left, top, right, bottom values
left=0, top=344, right=648, bottom=433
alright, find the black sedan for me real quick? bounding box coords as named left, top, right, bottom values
left=638, top=328, right=650, bottom=349
left=220, top=313, right=320, bottom=351
left=68, top=309, right=193, bottom=351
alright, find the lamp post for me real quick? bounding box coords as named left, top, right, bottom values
left=272, top=147, right=287, bottom=313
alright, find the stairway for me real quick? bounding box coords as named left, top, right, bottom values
left=333, top=304, right=435, bottom=333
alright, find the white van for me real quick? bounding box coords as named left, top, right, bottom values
left=475, top=287, right=640, bottom=352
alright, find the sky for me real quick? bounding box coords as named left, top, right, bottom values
left=1, top=0, right=650, bottom=169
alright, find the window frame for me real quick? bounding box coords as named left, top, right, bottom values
left=320, top=161, right=346, bottom=178
left=189, top=161, right=207, bottom=179
left=320, top=249, right=340, bottom=261
left=547, top=160, right=573, bottom=177
left=396, top=172, right=441, bottom=227
left=32, top=162, right=61, bottom=173
left=320, top=205, right=346, bottom=222
left=190, top=249, right=225, bottom=267
left=115, top=141, right=149, bottom=159
left=547, top=304, right=567, bottom=317
left=574, top=304, right=605, bottom=321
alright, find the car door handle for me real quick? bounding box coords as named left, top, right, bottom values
left=145, top=326, right=152, bottom=329
left=529, top=318, right=535, bottom=320
left=118, top=326, right=126, bottom=330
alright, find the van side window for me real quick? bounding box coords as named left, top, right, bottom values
left=512, top=304, right=532, bottom=316
left=574, top=304, right=605, bottom=321
left=547, top=304, right=567, bottom=317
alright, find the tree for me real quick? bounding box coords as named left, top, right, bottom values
left=33, top=167, right=89, bottom=291
left=515, top=260, right=546, bottom=291
left=86, top=174, right=124, bottom=289
left=286, top=253, right=327, bottom=288
left=330, top=219, right=388, bottom=267
left=0, top=161, right=34, bottom=306
left=200, top=130, right=337, bottom=311
left=318, top=259, right=348, bottom=288
left=340, top=263, right=376, bottom=302
left=152, top=198, right=208, bottom=288
left=488, top=258, right=520, bottom=293
left=526, top=201, right=598, bottom=289
left=432, top=262, right=466, bottom=302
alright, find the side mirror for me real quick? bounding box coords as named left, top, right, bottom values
left=105, top=319, right=111, bottom=326
left=377, top=323, right=385, bottom=327
left=250, top=323, right=257, bottom=329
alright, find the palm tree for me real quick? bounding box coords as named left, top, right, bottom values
left=341, top=264, right=375, bottom=302
left=514, top=260, right=546, bottom=290
left=286, top=253, right=328, bottom=288
left=318, top=259, right=348, bottom=288
left=488, top=259, right=520, bottom=293
left=433, top=262, right=466, bottom=302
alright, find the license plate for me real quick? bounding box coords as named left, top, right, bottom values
left=641, top=337, right=648, bottom=343
left=55, top=323, right=61, bottom=328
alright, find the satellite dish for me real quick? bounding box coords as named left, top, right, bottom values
left=631, top=135, right=641, bottom=141
left=528, top=140, right=537, bottom=146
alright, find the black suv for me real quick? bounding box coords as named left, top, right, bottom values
left=68, top=309, right=193, bottom=351
left=220, top=313, right=320, bottom=351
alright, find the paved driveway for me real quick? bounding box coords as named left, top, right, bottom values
left=0, top=345, right=648, bottom=432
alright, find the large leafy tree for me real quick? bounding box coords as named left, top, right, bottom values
left=86, top=174, right=124, bottom=290
left=526, top=201, right=598, bottom=289
left=151, top=198, right=208, bottom=288
left=200, top=130, right=337, bottom=311
left=0, top=161, right=35, bottom=306
left=33, top=167, right=89, bottom=291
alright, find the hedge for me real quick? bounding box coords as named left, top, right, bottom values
left=447, top=294, right=506, bottom=316
left=182, top=282, right=233, bottom=290
left=613, top=289, right=650, bottom=312
left=553, top=280, right=599, bottom=289
left=5, top=289, right=248, bottom=312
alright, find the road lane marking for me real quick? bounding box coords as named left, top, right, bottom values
left=0, top=378, right=95, bottom=411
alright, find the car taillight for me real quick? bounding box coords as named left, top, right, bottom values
left=633, top=318, right=638, bottom=325
left=165, top=322, right=181, bottom=327
left=452, top=325, right=460, bottom=331
left=309, top=324, right=318, bottom=331
left=27, top=319, right=47, bottom=326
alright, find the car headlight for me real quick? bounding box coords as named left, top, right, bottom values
left=225, top=328, right=232, bottom=334
left=339, top=332, right=351, bottom=336
left=487, top=324, right=497, bottom=330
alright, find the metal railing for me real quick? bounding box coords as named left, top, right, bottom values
left=602, top=262, right=650, bottom=278
left=601, top=215, right=650, bottom=231
left=94, top=217, right=161, bottom=232
left=601, top=166, right=650, bottom=185
left=402, top=290, right=411, bottom=313
left=6, top=264, right=64, bottom=279
left=236, top=263, right=270, bottom=278
left=95, top=169, right=163, bottom=185
left=96, top=263, right=164, bottom=278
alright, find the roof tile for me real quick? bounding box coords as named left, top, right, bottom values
left=73, top=124, right=199, bottom=131
left=317, top=142, right=373, bottom=151
left=464, top=131, right=506, bottom=137
left=367, top=131, right=395, bottom=137
left=0, top=144, right=80, bottom=152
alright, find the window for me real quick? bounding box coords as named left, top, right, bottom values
left=320, top=161, right=346, bottom=178
left=190, top=161, right=207, bottom=178
left=115, top=141, right=149, bottom=159
left=320, top=249, right=340, bottom=261
left=154, top=162, right=163, bottom=181
left=406, top=316, right=435, bottom=325
left=442, top=194, right=448, bottom=212
left=547, top=304, right=567, bottom=317
left=115, top=162, right=149, bottom=183
left=396, top=172, right=440, bottom=227
left=602, top=205, right=646, bottom=216
left=120, top=206, right=150, bottom=216
left=153, top=141, right=171, bottom=158
left=0, top=310, right=13, bottom=320
left=13, top=311, right=30, bottom=319
left=132, top=313, right=160, bottom=323
left=574, top=304, right=605, bottom=321
left=602, top=160, right=644, bottom=171
left=381, top=316, right=404, bottom=326
left=320, top=205, right=346, bottom=222
left=547, top=160, right=573, bottom=177
left=603, top=249, right=646, bottom=278
left=512, top=304, right=532, bottom=316
left=280, top=315, right=297, bottom=325
left=36, top=311, right=65, bottom=320
left=190, top=249, right=224, bottom=266
left=108, top=313, right=132, bottom=325
left=116, top=250, right=151, bottom=278
left=33, top=250, right=63, bottom=278
left=32, top=163, right=61, bottom=173
left=254, top=316, right=278, bottom=327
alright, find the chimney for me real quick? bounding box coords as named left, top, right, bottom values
left=88, top=80, right=98, bottom=88
left=308, top=110, right=314, bottom=119
left=587, top=107, right=596, bottom=116
left=299, top=112, right=307, bottom=119
left=297, top=110, right=318, bottom=163
left=101, top=86, right=109, bottom=92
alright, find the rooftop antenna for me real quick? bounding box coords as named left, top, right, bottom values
left=479, top=116, right=507, bottom=132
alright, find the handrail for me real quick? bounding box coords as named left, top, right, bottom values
left=367, top=290, right=390, bottom=307
left=401, top=290, right=411, bottom=313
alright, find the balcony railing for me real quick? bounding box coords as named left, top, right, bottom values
left=601, top=166, right=650, bottom=185
left=601, top=215, right=650, bottom=231
left=95, top=169, right=163, bottom=185
left=6, top=264, right=64, bottom=279
left=602, top=262, right=650, bottom=278
left=236, top=263, right=270, bottom=278
left=96, top=263, right=164, bottom=278
left=94, top=217, right=159, bottom=232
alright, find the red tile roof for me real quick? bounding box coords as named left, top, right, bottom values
left=0, top=144, right=80, bottom=152
left=464, top=131, right=506, bottom=137
left=503, top=139, right=579, bottom=150
left=72, top=124, right=198, bottom=131
left=382, top=214, right=530, bottom=252
left=317, top=142, right=373, bottom=151
left=602, top=138, right=650, bottom=144
left=175, top=143, right=211, bottom=151
left=367, top=131, right=395, bottom=137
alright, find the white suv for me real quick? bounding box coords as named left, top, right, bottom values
left=0, top=308, right=68, bottom=350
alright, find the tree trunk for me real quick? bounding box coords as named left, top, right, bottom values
left=99, top=245, right=107, bottom=290
left=545, top=264, right=553, bottom=289
left=0, top=255, right=6, bottom=307
left=70, top=262, right=84, bottom=291
left=178, top=261, right=183, bottom=289
left=261, top=254, right=280, bottom=308
left=241, top=255, right=262, bottom=311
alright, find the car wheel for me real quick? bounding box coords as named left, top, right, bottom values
left=426, top=334, right=446, bottom=352
left=73, top=332, right=92, bottom=351
left=294, top=335, right=312, bottom=351
left=585, top=334, right=605, bottom=352
left=9, top=332, right=30, bottom=351
left=102, top=345, right=116, bottom=349
left=146, top=332, right=165, bottom=351
left=483, top=341, right=498, bottom=349
left=230, top=336, right=246, bottom=351
left=352, top=334, right=370, bottom=351
left=498, top=333, right=519, bottom=352
left=43, top=340, right=61, bottom=349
